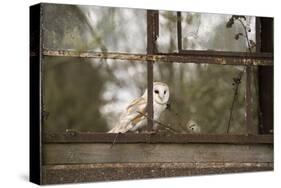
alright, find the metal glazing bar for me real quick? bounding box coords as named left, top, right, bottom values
left=43, top=50, right=273, bottom=66
left=254, top=17, right=264, bottom=134
left=256, top=17, right=261, bottom=52
left=177, top=12, right=182, bottom=52
left=246, top=66, right=256, bottom=135
left=147, top=10, right=157, bottom=130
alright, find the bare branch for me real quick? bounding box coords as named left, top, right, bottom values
left=137, top=111, right=180, bottom=133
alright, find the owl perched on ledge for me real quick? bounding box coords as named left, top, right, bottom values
left=108, top=82, right=170, bottom=133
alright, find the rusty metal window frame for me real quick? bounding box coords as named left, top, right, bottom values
left=174, top=12, right=273, bottom=136
left=42, top=10, right=273, bottom=144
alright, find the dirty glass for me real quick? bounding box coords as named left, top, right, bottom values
left=42, top=4, right=147, bottom=53
left=153, top=62, right=259, bottom=134
left=43, top=57, right=147, bottom=133
left=157, top=11, right=256, bottom=52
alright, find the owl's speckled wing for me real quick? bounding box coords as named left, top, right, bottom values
left=108, top=97, right=147, bottom=133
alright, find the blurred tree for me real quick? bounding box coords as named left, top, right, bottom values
left=44, top=57, right=108, bottom=132
left=43, top=4, right=103, bottom=50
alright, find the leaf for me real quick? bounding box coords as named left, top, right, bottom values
left=241, top=16, right=246, bottom=20
left=226, top=17, right=234, bottom=28
left=233, top=15, right=246, bottom=20
left=234, top=33, right=243, bottom=40
left=249, top=40, right=256, bottom=48
left=233, top=77, right=241, bottom=84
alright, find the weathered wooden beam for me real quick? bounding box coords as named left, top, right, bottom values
left=43, top=49, right=273, bottom=66
left=43, top=132, right=273, bottom=144
left=42, top=162, right=273, bottom=184
left=43, top=143, right=273, bottom=164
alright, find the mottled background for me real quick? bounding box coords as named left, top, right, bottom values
left=42, top=4, right=258, bottom=134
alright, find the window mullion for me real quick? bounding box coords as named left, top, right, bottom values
left=146, top=10, right=158, bottom=130
left=177, top=12, right=182, bottom=52
left=246, top=66, right=256, bottom=135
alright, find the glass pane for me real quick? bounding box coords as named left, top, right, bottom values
left=158, top=11, right=256, bottom=52
left=157, top=11, right=178, bottom=53
left=153, top=62, right=252, bottom=134
left=181, top=13, right=256, bottom=52
left=43, top=57, right=147, bottom=133
left=42, top=4, right=147, bottom=53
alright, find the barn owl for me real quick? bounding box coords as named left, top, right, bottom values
left=108, top=82, right=170, bottom=133
left=187, top=120, right=201, bottom=134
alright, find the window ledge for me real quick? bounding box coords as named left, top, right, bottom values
left=43, top=132, right=273, bottom=144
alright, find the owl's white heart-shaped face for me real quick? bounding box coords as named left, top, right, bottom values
left=153, top=82, right=170, bottom=105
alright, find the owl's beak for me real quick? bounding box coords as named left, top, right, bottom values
left=158, top=95, right=163, bottom=101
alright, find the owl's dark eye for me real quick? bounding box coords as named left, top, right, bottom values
left=154, top=90, right=159, bottom=94
left=164, top=90, right=167, bottom=94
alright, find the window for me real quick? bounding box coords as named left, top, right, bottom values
left=42, top=7, right=273, bottom=136
left=30, top=3, right=273, bottom=185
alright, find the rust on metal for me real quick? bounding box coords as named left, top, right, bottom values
left=255, top=17, right=264, bottom=134
left=43, top=49, right=273, bottom=66
left=256, top=17, right=261, bottom=52
left=43, top=132, right=273, bottom=144
left=42, top=162, right=273, bottom=184
left=246, top=66, right=256, bottom=135
left=147, top=10, right=159, bottom=130
left=146, top=60, right=153, bottom=131
left=177, top=50, right=272, bottom=57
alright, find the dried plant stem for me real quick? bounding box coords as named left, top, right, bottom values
left=226, top=70, right=244, bottom=133
left=227, top=17, right=251, bottom=133
left=137, top=111, right=180, bottom=133
left=110, top=133, right=120, bottom=148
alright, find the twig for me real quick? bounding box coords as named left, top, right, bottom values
left=110, top=133, right=120, bottom=148
left=137, top=111, right=180, bottom=133
left=110, top=111, right=179, bottom=148
left=226, top=74, right=242, bottom=133
left=226, top=17, right=250, bottom=133
left=237, top=19, right=252, bottom=53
